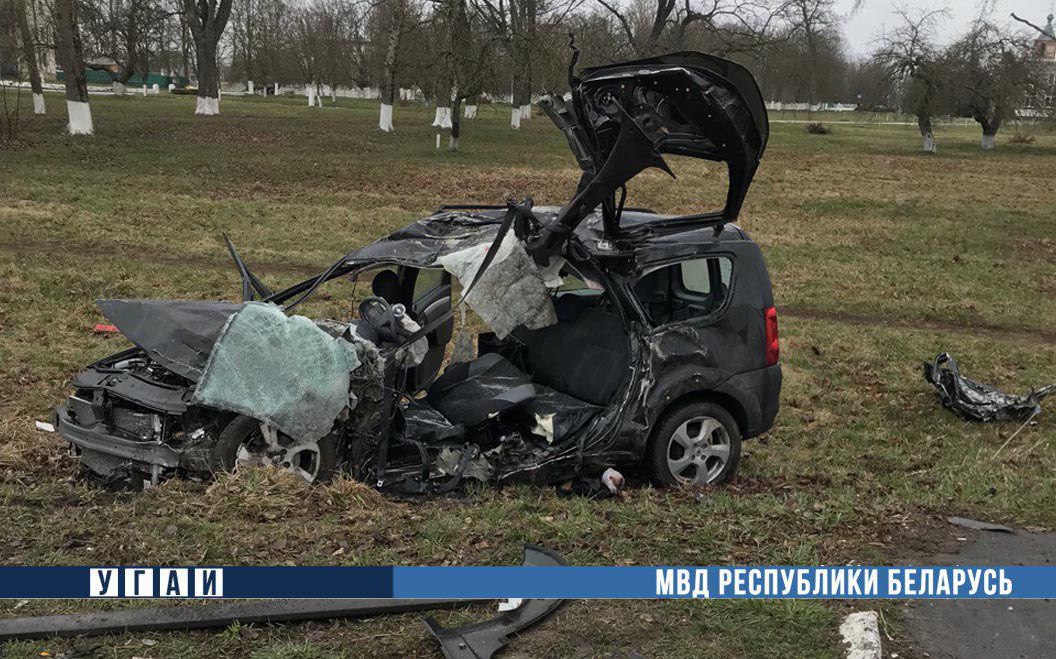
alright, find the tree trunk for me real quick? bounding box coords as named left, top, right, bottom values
left=15, top=1, right=45, bottom=115
left=54, top=0, right=92, bottom=134
left=464, top=95, right=478, bottom=119
left=979, top=117, right=1000, bottom=151
left=448, top=97, right=462, bottom=151
left=432, top=76, right=453, bottom=129
left=378, top=2, right=401, bottom=132
left=917, top=114, right=936, bottom=153
left=510, top=74, right=523, bottom=128
left=184, top=0, right=232, bottom=116
left=195, top=38, right=220, bottom=115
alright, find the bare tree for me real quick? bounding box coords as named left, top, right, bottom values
left=947, top=21, right=1042, bottom=150
left=376, top=0, right=413, bottom=131
left=874, top=8, right=949, bottom=152
left=1010, top=12, right=1055, bottom=40
left=474, top=0, right=568, bottom=128
left=55, top=0, right=93, bottom=133
left=14, top=0, right=46, bottom=114
left=81, top=0, right=177, bottom=95
left=182, top=0, right=235, bottom=114
left=593, top=0, right=787, bottom=57
left=439, top=0, right=497, bottom=148
left=783, top=0, right=838, bottom=111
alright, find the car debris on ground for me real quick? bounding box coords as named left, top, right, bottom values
left=0, top=545, right=566, bottom=659
left=923, top=353, right=1055, bottom=422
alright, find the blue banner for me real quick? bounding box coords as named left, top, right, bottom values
left=0, top=566, right=1050, bottom=599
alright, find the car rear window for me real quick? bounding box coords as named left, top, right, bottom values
left=633, top=256, right=733, bottom=325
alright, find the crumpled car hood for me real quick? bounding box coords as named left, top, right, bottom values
left=97, top=299, right=245, bottom=382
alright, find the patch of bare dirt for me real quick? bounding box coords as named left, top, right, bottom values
left=782, top=305, right=1056, bottom=345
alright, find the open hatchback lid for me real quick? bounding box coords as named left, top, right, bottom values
left=533, top=50, right=768, bottom=257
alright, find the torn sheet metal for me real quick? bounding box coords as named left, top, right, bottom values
left=192, top=303, right=362, bottom=442
left=97, top=299, right=244, bottom=381
left=438, top=230, right=557, bottom=339
left=342, top=214, right=557, bottom=340
left=923, top=353, right=1056, bottom=422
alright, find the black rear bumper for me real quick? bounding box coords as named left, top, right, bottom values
left=717, top=364, right=781, bottom=439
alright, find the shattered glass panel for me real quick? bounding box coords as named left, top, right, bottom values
left=438, top=231, right=557, bottom=339
left=192, top=303, right=362, bottom=442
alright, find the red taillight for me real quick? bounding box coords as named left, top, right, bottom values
left=764, top=306, right=779, bottom=366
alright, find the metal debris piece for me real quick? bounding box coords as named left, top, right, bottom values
left=923, top=353, right=1056, bottom=422
left=424, top=545, right=566, bottom=659
left=947, top=516, right=1015, bottom=534
left=0, top=599, right=470, bottom=641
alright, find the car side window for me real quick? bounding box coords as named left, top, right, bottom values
left=633, top=256, right=733, bottom=325
left=413, top=268, right=445, bottom=301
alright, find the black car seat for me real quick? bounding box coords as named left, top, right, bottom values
left=426, top=353, right=537, bottom=427
left=515, top=296, right=629, bottom=406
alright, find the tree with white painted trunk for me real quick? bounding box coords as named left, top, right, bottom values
left=54, top=0, right=93, bottom=134
left=182, top=0, right=235, bottom=115
left=475, top=0, right=576, bottom=129
left=374, top=0, right=415, bottom=132
left=430, top=1, right=456, bottom=130
left=14, top=0, right=45, bottom=115
left=874, top=9, right=951, bottom=153
left=435, top=0, right=497, bottom=150
left=946, top=21, right=1043, bottom=151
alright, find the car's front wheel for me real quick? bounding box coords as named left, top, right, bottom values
left=647, top=400, right=741, bottom=486
left=210, top=415, right=338, bottom=484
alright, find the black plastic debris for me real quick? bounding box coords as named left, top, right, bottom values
left=423, top=545, right=566, bottom=659
left=923, top=353, right=1056, bottom=422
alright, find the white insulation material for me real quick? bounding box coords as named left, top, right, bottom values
left=379, top=103, right=394, bottom=131
left=432, top=106, right=453, bottom=129
left=66, top=100, right=93, bottom=135
left=32, top=93, right=45, bottom=115
left=437, top=231, right=557, bottom=338
left=839, top=611, right=881, bottom=659
left=195, top=96, right=220, bottom=116
left=464, top=104, right=477, bottom=119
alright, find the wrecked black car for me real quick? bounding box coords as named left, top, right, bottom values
left=48, top=51, right=781, bottom=492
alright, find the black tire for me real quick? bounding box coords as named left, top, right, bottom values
left=210, top=415, right=339, bottom=484
left=647, top=400, right=742, bottom=487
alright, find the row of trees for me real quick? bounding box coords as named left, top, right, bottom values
left=875, top=9, right=1049, bottom=152
left=2, top=0, right=1051, bottom=149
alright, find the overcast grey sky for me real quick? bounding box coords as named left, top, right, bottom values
left=836, top=0, right=1053, bottom=57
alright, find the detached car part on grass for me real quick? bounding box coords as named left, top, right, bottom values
left=924, top=353, right=1055, bottom=422
left=0, top=545, right=565, bottom=659
left=49, top=51, right=781, bottom=492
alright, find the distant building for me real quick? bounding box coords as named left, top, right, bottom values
left=1032, top=14, right=1056, bottom=107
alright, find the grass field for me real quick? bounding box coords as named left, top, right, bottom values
left=1, top=90, right=1055, bottom=658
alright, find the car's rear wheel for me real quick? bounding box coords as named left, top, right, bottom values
left=210, top=415, right=338, bottom=484
left=647, top=401, right=741, bottom=486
